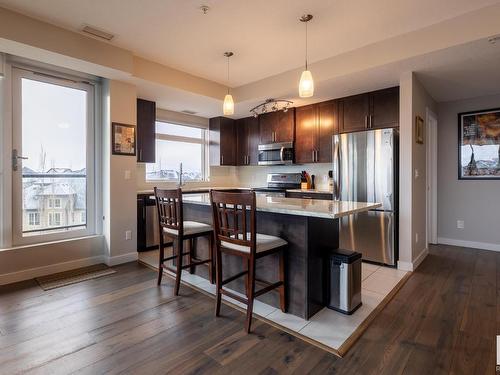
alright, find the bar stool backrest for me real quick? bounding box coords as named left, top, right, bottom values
left=209, top=190, right=257, bottom=255
left=154, top=187, right=183, bottom=235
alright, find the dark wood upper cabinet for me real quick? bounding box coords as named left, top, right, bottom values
left=370, top=87, right=399, bottom=129
left=246, top=117, right=260, bottom=165
left=295, top=105, right=317, bottom=164
left=340, top=87, right=399, bottom=133
left=339, top=93, right=370, bottom=133
left=295, top=101, right=337, bottom=164
left=236, top=117, right=259, bottom=166
left=236, top=118, right=248, bottom=166
left=258, top=109, right=295, bottom=144
left=317, top=100, right=338, bottom=163
left=276, top=109, right=295, bottom=143
left=258, top=112, right=276, bottom=144
left=136, top=98, right=156, bottom=163
left=209, top=117, right=236, bottom=166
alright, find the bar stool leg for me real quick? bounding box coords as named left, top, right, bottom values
left=174, top=238, right=183, bottom=296
left=188, top=238, right=196, bottom=274
left=245, top=258, right=256, bottom=333
left=208, top=233, right=215, bottom=284
left=215, top=245, right=223, bottom=316
left=279, top=249, right=286, bottom=313
left=157, top=235, right=164, bottom=285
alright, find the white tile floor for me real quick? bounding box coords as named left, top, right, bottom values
left=139, top=249, right=408, bottom=354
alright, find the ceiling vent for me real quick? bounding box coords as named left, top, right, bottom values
left=81, top=25, right=114, bottom=41
left=181, top=110, right=198, bottom=115
left=488, top=35, right=500, bottom=45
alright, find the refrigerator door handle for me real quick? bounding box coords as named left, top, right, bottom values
left=332, top=134, right=341, bottom=201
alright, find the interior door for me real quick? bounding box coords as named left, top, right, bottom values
left=11, top=67, right=95, bottom=245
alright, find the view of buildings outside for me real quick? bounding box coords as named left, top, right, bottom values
left=21, top=77, right=88, bottom=235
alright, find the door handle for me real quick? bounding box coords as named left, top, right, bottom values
left=12, top=149, right=28, bottom=171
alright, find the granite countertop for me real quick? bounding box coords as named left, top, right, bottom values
left=182, top=193, right=381, bottom=219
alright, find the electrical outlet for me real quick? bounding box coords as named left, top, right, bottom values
left=125, top=230, right=132, bottom=240
left=415, top=232, right=419, bottom=243
left=457, top=220, right=464, bottom=229
left=414, top=169, right=419, bottom=179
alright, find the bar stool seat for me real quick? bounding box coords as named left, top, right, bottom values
left=221, top=233, right=287, bottom=254
left=164, top=221, right=212, bottom=236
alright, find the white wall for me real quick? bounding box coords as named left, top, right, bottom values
left=437, top=93, right=500, bottom=251
left=102, top=80, right=139, bottom=264
left=398, top=72, right=437, bottom=271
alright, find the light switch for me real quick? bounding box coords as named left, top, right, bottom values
left=124, top=170, right=131, bottom=180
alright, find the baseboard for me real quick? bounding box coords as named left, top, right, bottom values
left=104, top=251, right=138, bottom=266
left=412, top=247, right=429, bottom=270
left=0, top=255, right=105, bottom=286
left=397, top=247, right=428, bottom=272
left=437, top=237, right=500, bottom=252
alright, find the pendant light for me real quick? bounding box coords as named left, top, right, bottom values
left=298, top=14, right=314, bottom=98
left=223, top=51, right=234, bottom=115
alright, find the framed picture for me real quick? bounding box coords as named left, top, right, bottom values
left=415, top=116, right=424, bottom=144
left=112, top=123, right=136, bottom=156
left=458, top=108, right=500, bottom=180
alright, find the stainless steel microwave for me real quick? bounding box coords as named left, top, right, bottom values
left=258, top=142, right=294, bottom=165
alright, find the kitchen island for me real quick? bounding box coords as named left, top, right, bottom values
left=179, top=193, right=380, bottom=319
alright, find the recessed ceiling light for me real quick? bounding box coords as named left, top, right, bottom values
left=81, top=25, right=114, bottom=41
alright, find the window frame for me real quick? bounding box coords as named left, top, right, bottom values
left=145, top=120, right=209, bottom=183
left=10, top=66, right=97, bottom=245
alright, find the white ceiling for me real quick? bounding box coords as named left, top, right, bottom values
left=1, top=0, right=499, bottom=88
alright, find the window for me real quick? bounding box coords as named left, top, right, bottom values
left=28, top=212, right=40, bottom=226
left=11, top=67, right=96, bottom=244
left=48, top=198, right=61, bottom=208
left=81, top=212, right=86, bottom=223
left=145, top=122, right=208, bottom=182
left=48, top=212, right=61, bottom=227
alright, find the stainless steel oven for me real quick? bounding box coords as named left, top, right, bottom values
left=258, top=142, right=294, bottom=165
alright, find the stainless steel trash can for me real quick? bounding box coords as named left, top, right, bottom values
left=327, top=249, right=362, bottom=315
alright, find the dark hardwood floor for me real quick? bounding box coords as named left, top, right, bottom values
left=0, top=244, right=498, bottom=374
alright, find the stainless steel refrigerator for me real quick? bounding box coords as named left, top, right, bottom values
left=332, top=128, right=398, bottom=266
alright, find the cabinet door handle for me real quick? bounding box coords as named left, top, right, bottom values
left=370, top=115, right=374, bottom=128
left=221, top=155, right=224, bottom=165
left=365, top=115, right=369, bottom=129
left=312, top=150, right=315, bottom=162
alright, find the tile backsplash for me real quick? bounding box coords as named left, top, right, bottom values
left=236, top=163, right=332, bottom=190
left=136, top=163, right=332, bottom=191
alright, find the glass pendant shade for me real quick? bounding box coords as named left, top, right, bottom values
left=299, top=69, right=314, bottom=98
left=223, top=93, right=234, bottom=115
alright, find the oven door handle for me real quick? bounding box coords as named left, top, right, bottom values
left=280, top=146, right=285, bottom=162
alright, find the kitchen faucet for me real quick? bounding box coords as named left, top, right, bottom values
left=178, top=162, right=184, bottom=187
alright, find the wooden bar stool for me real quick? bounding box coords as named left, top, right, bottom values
left=154, top=187, right=215, bottom=296
left=210, top=189, right=287, bottom=333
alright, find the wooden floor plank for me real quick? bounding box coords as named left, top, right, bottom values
left=0, top=244, right=497, bottom=374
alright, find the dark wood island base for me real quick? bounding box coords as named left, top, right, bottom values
left=183, top=202, right=339, bottom=320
